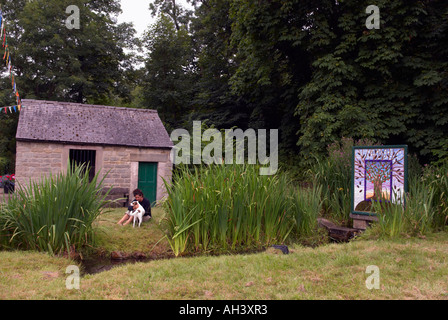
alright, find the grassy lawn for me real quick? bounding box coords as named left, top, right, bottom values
left=1, top=208, right=448, bottom=300
left=93, top=207, right=173, bottom=259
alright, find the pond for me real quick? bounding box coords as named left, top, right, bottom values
left=79, top=251, right=176, bottom=276
left=80, top=256, right=151, bottom=275
left=78, top=246, right=288, bottom=276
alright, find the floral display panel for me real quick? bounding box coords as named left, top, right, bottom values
left=351, top=146, right=408, bottom=216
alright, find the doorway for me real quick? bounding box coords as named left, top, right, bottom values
left=138, top=162, right=158, bottom=207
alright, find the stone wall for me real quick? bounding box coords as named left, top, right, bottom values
left=15, top=141, right=173, bottom=203
left=16, top=141, right=63, bottom=180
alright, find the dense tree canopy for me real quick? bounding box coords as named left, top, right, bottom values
left=0, top=0, right=138, bottom=171
left=293, top=0, right=448, bottom=164
left=141, top=12, right=196, bottom=131
left=0, top=0, right=447, bottom=174
left=143, top=0, right=447, bottom=165
left=1, top=0, right=138, bottom=105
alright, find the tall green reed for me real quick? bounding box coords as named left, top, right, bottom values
left=292, top=184, right=323, bottom=237
left=161, top=163, right=306, bottom=256
left=312, top=138, right=375, bottom=224
left=0, top=163, right=111, bottom=255
left=372, top=175, right=437, bottom=238
left=424, top=161, right=448, bottom=228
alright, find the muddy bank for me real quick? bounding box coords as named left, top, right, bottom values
left=79, top=245, right=292, bottom=276
left=79, top=250, right=176, bottom=275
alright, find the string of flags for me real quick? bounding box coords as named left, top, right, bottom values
left=0, top=7, right=23, bottom=115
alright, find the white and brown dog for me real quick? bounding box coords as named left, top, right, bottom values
left=128, top=201, right=145, bottom=228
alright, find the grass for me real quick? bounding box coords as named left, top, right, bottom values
left=1, top=208, right=448, bottom=300
left=93, top=207, right=172, bottom=258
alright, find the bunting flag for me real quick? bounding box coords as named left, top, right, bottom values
left=0, top=8, right=23, bottom=116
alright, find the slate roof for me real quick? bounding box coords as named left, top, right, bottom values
left=16, top=99, right=173, bottom=149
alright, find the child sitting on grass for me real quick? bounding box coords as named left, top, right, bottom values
left=117, top=188, right=151, bottom=225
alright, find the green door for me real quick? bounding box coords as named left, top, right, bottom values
left=138, top=162, right=158, bottom=207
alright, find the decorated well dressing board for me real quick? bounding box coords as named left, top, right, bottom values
left=351, top=146, right=408, bottom=216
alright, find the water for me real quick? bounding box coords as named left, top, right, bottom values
left=80, top=256, right=151, bottom=275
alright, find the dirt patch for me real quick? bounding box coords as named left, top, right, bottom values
left=42, top=271, right=59, bottom=279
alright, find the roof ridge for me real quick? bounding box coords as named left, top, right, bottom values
left=21, top=99, right=158, bottom=113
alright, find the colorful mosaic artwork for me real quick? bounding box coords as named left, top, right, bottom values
left=352, top=146, right=408, bottom=215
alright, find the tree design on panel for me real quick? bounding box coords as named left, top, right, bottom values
left=365, top=161, right=391, bottom=200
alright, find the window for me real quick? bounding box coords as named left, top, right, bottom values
left=69, top=149, right=96, bottom=182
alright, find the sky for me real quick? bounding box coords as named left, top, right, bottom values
left=117, top=0, right=192, bottom=37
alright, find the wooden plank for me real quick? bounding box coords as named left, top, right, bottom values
left=317, top=218, right=361, bottom=242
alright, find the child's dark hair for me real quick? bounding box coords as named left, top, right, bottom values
left=133, top=188, right=144, bottom=197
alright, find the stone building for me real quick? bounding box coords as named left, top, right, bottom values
left=15, top=99, right=174, bottom=206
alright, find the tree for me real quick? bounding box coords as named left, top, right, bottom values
left=187, top=0, right=249, bottom=130
left=0, top=0, right=139, bottom=173
left=229, top=0, right=311, bottom=156
left=141, top=11, right=196, bottom=131
left=366, top=162, right=391, bottom=200
left=1, top=0, right=138, bottom=104
left=296, top=0, right=448, bottom=165
left=149, top=0, right=194, bottom=32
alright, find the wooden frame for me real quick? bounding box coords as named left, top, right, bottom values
left=351, top=145, right=408, bottom=216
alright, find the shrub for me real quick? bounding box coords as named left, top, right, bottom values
left=0, top=164, right=111, bottom=255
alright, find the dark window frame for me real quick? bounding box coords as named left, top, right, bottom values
left=69, top=149, right=96, bottom=182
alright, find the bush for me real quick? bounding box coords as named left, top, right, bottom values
left=0, top=164, right=111, bottom=255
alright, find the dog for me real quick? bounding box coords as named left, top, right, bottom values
left=128, top=201, right=145, bottom=228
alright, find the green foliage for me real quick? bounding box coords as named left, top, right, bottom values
left=2, top=0, right=447, bottom=173
left=188, top=0, right=249, bottom=130
left=141, top=12, right=196, bottom=131
left=229, top=0, right=306, bottom=151
left=1, top=0, right=137, bottom=104
left=0, top=164, right=111, bottom=255
left=423, top=161, right=448, bottom=227
left=160, top=163, right=320, bottom=256
left=295, top=0, right=448, bottom=165
left=311, top=137, right=376, bottom=224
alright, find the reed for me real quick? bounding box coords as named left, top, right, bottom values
left=424, top=161, right=448, bottom=228
left=372, top=177, right=437, bottom=238
left=292, top=184, right=322, bottom=236
left=161, top=163, right=307, bottom=256
left=312, top=138, right=378, bottom=225
left=311, top=139, right=352, bottom=224
left=0, top=163, right=111, bottom=255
